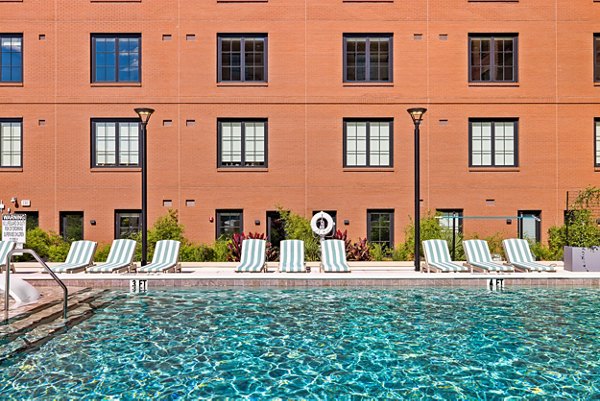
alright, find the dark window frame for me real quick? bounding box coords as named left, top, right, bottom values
left=518, top=210, right=541, bottom=243
left=436, top=209, right=464, bottom=235
left=595, top=34, right=600, bottom=83
left=22, top=211, right=39, bottom=230
left=59, top=211, right=84, bottom=241
left=468, top=33, right=518, bottom=83
left=115, top=209, right=142, bottom=239
left=0, top=118, right=23, bottom=168
left=366, top=209, right=394, bottom=248
left=343, top=33, right=393, bottom=83
left=0, top=33, right=23, bottom=83
left=468, top=118, right=519, bottom=167
left=217, top=33, right=268, bottom=83
left=217, top=118, right=268, bottom=168
left=343, top=118, right=393, bottom=168
left=91, top=118, right=141, bottom=168
left=91, top=33, right=142, bottom=83
left=216, top=209, right=244, bottom=239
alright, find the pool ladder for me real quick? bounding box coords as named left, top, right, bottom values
left=3, top=249, right=68, bottom=320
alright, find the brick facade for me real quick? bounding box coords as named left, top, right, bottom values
left=1, top=0, right=599, bottom=246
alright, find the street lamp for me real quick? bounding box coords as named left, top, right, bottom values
left=135, top=107, right=155, bottom=266
left=407, top=107, right=427, bottom=271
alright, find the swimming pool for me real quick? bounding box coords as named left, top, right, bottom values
left=0, top=288, right=598, bottom=399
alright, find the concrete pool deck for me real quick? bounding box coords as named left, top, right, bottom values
left=7, top=261, right=600, bottom=288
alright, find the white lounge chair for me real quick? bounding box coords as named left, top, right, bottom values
left=51, top=240, right=98, bottom=274
left=0, top=240, right=17, bottom=273
left=235, top=239, right=267, bottom=272
left=502, top=238, right=556, bottom=272
left=422, top=239, right=470, bottom=273
left=279, top=240, right=305, bottom=273
left=87, top=239, right=137, bottom=273
left=320, top=239, right=350, bottom=273
left=137, top=240, right=181, bottom=273
left=463, top=239, right=514, bottom=273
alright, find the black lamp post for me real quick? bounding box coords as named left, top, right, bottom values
left=407, top=107, right=427, bottom=271
left=135, top=107, right=155, bottom=266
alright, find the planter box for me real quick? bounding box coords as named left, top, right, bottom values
left=563, top=246, right=600, bottom=272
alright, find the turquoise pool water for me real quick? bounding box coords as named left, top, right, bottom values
left=0, top=288, right=599, bottom=399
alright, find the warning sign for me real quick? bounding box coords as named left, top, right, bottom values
left=2, top=214, right=27, bottom=249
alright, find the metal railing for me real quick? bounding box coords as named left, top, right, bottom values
left=4, top=249, right=68, bottom=320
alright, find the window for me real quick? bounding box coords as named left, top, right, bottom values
left=60, top=212, right=84, bottom=241
left=437, top=209, right=463, bottom=234
left=0, top=34, right=22, bottom=83
left=595, top=35, right=600, bottom=82
left=218, top=34, right=267, bottom=82
left=91, top=34, right=141, bottom=83
left=216, top=210, right=243, bottom=239
left=469, top=34, right=517, bottom=82
left=91, top=119, right=140, bottom=167
left=23, top=211, right=39, bottom=230
left=344, top=119, right=392, bottom=167
left=115, top=210, right=141, bottom=239
left=595, top=119, right=600, bottom=167
left=266, top=211, right=285, bottom=249
left=0, top=119, right=22, bottom=168
left=518, top=210, right=541, bottom=243
left=344, top=34, right=392, bottom=82
left=218, top=119, right=267, bottom=167
left=469, top=119, right=518, bottom=167
left=367, top=210, right=394, bottom=248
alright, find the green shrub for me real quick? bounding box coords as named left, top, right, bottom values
left=180, top=243, right=216, bottom=262
left=370, top=243, right=392, bottom=261
left=94, top=244, right=112, bottom=262
left=212, top=238, right=230, bottom=262
left=48, top=241, right=71, bottom=262
left=22, top=227, right=66, bottom=261
left=133, top=209, right=187, bottom=260
left=278, top=208, right=320, bottom=261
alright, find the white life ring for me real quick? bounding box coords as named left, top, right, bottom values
left=310, top=212, right=334, bottom=236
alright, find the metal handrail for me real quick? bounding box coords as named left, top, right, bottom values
left=4, top=249, right=68, bottom=320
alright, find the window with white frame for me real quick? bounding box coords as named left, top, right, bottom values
left=218, top=119, right=267, bottom=167
left=344, top=119, right=392, bottom=167
left=92, top=119, right=140, bottom=167
left=0, top=119, right=22, bottom=167
left=469, top=119, right=517, bottom=167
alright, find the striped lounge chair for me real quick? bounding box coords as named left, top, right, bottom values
left=235, top=239, right=267, bottom=272
left=279, top=240, right=305, bottom=273
left=422, top=239, right=470, bottom=273
left=502, top=238, right=556, bottom=272
left=137, top=240, right=181, bottom=273
left=0, top=240, right=17, bottom=273
left=51, top=240, right=98, bottom=274
left=320, top=239, right=351, bottom=273
left=87, top=239, right=137, bottom=273
left=463, top=239, right=514, bottom=273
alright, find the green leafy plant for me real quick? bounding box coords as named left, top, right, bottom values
left=133, top=209, right=187, bottom=260
left=370, top=243, right=391, bottom=261
left=94, top=243, right=112, bottom=262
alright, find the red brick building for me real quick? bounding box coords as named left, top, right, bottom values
left=1, top=0, right=599, bottom=247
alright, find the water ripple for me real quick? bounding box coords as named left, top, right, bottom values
left=1, top=287, right=599, bottom=399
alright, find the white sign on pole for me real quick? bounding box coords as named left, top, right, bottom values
left=2, top=214, right=27, bottom=250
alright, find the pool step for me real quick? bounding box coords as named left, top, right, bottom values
left=0, top=289, right=114, bottom=364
